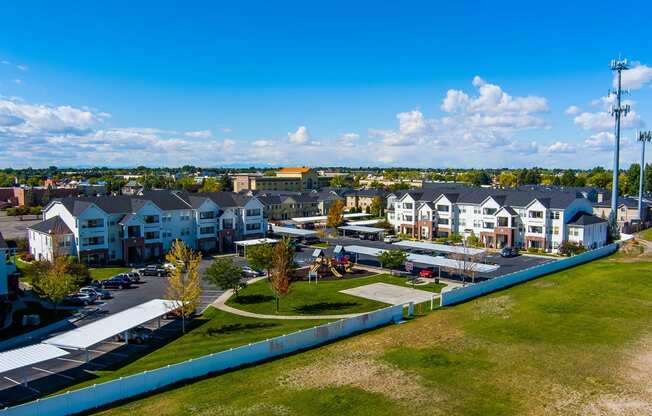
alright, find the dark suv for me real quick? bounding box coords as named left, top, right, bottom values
left=500, top=247, right=519, bottom=258
left=96, top=275, right=132, bottom=289
left=141, top=265, right=167, bottom=277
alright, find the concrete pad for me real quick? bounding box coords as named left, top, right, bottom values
left=340, top=283, right=435, bottom=305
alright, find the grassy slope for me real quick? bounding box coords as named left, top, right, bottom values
left=641, top=228, right=652, bottom=241
left=59, top=308, right=327, bottom=392
left=226, top=274, right=446, bottom=315
left=94, top=249, right=652, bottom=416
left=89, top=267, right=131, bottom=280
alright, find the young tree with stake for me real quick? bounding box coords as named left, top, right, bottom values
left=269, top=238, right=294, bottom=312
left=165, top=240, right=203, bottom=333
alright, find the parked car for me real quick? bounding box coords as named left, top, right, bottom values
left=419, top=268, right=436, bottom=279
left=141, top=265, right=168, bottom=277
left=383, top=235, right=401, bottom=243
left=124, top=271, right=141, bottom=283
left=63, top=293, right=95, bottom=306
left=79, top=286, right=111, bottom=300
left=113, top=326, right=153, bottom=344
left=241, top=266, right=261, bottom=278
left=97, top=275, right=132, bottom=289
left=164, top=307, right=197, bottom=320
left=500, top=247, right=519, bottom=258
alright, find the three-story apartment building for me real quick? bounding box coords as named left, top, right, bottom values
left=27, top=190, right=266, bottom=265
left=387, top=186, right=607, bottom=252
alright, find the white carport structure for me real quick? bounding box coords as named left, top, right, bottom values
left=343, top=245, right=499, bottom=275
left=346, top=219, right=381, bottom=226
left=338, top=225, right=386, bottom=238
left=43, top=299, right=178, bottom=361
left=0, top=343, right=69, bottom=386
left=392, top=240, right=485, bottom=257
left=234, top=238, right=278, bottom=256
left=291, top=212, right=371, bottom=226
left=270, top=225, right=317, bottom=238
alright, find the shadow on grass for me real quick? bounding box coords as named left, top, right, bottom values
left=203, top=322, right=279, bottom=336
left=232, top=294, right=275, bottom=304
left=293, top=302, right=359, bottom=314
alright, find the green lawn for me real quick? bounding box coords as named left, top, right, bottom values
left=89, top=267, right=131, bottom=280
left=226, top=273, right=446, bottom=316
left=641, top=227, right=652, bottom=241
left=92, top=246, right=652, bottom=416
left=56, top=308, right=327, bottom=393
left=310, top=242, right=330, bottom=248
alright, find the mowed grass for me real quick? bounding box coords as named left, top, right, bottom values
left=89, top=267, right=131, bottom=280
left=641, top=227, right=652, bottom=241
left=93, top=248, right=652, bottom=416
left=58, top=308, right=327, bottom=393
left=226, top=273, right=446, bottom=315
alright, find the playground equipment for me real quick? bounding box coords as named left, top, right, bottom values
left=309, top=249, right=353, bottom=280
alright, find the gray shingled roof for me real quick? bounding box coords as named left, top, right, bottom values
left=28, top=216, right=73, bottom=234
left=566, top=212, right=608, bottom=226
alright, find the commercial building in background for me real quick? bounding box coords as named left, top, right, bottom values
left=27, top=190, right=266, bottom=265
left=233, top=167, right=332, bottom=192
left=386, top=186, right=608, bottom=252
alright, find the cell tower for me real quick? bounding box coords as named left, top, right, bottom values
left=608, top=58, right=630, bottom=235
left=638, top=130, right=652, bottom=221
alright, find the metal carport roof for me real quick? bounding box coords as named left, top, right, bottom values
left=43, top=299, right=178, bottom=350
left=270, top=225, right=317, bottom=237
left=338, top=225, right=386, bottom=234
left=0, top=343, right=69, bottom=374
left=393, top=240, right=485, bottom=256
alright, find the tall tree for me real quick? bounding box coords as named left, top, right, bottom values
left=498, top=171, right=518, bottom=188
left=378, top=249, right=408, bottom=269
left=560, top=170, right=577, bottom=187
left=329, top=175, right=348, bottom=188
left=165, top=240, right=203, bottom=333
left=199, top=177, right=221, bottom=193
left=269, top=238, right=294, bottom=312
left=369, top=196, right=384, bottom=217
left=30, top=258, right=77, bottom=315
left=246, top=243, right=275, bottom=277
left=205, top=257, right=245, bottom=296
left=327, top=199, right=345, bottom=228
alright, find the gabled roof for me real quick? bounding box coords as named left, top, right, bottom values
left=566, top=212, right=608, bottom=226
left=496, top=206, right=517, bottom=216
left=28, top=216, right=73, bottom=235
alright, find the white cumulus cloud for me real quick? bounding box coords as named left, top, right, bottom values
left=615, top=63, right=652, bottom=90
left=287, top=126, right=310, bottom=144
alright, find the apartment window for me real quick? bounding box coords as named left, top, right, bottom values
left=246, top=223, right=261, bottom=231
left=246, top=208, right=261, bottom=217
left=437, top=218, right=449, bottom=225
left=145, top=231, right=160, bottom=240
left=222, top=219, right=234, bottom=230
left=483, top=208, right=497, bottom=215
left=83, top=218, right=104, bottom=228
left=404, top=215, right=413, bottom=222
left=528, top=226, right=543, bottom=234
left=200, top=211, right=215, bottom=220
left=111, top=250, right=116, bottom=259
left=550, top=211, right=560, bottom=220
left=180, top=228, right=191, bottom=236
left=419, top=212, right=430, bottom=220
left=528, top=211, right=543, bottom=219
left=436, top=205, right=449, bottom=212
left=569, top=228, right=580, bottom=237
left=473, top=207, right=481, bottom=215
left=110, top=234, right=116, bottom=243
left=180, top=211, right=191, bottom=221
left=473, top=220, right=482, bottom=228
left=200, top=226, right=215, bottom=235
left=162, top=213, right=172, bottom=223
left=483, top=222, right=495, bottom=229
left=553, top=226, right=559, bottom=235
left=143, top=215, right=159, bottom=224
left=497, top=217, right=509, bottom=227
left=403, top=202, right=413, bottom=209
left=459, top=219, right=466, bottom=226
left=109, top=220, right=116, bottom=226
left=82, top=236, right=104, bottom=246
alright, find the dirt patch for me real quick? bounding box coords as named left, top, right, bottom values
left=611, top=240, right=652, bottom=263
left=531, top=280, right=559, bottom=289
left=277, top=350, right=435, bottom=405
left=472, top=295, right=514, bottom=320
left=189, top=403, right=292, bottom=416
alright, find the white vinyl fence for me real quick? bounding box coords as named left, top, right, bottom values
left=441, top=243, right=618, bottom=306
left=2, top=304, right=405, bottom=416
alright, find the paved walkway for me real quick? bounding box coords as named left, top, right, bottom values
left=210, top=277, right=366, bottom=320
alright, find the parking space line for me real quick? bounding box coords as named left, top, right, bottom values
left=3, top=377, right=40, bottom=393
left=32, top=367, right=75, bottom=380
left=87, top=349, right=129, bottom=358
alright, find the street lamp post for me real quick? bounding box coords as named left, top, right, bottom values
left=637, top=130, right=652, bottom=221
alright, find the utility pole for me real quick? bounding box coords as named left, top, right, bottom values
left=608, top=58, right=631, bottom=235
left=638, top=130, right=652, bottom=221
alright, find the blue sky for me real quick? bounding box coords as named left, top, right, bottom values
left=1, top=0, right=652, bottom=168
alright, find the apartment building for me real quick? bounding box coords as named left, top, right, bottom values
left=593, top=196, right=652, bottom=232
left=253, top=190, right=343, bottom=221
left=387, top=186, right=607, bottom=252
left=344, top=189, right=387, bottom=212
left=233, top=167, right=332, bottom=193
left=27, top=190, right=266, bottom=265
left=0, top=233, right=17, bottom=299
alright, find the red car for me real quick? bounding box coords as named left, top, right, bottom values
left=419, top=269, right=435, bottom=279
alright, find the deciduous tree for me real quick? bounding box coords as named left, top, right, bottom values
left=166, top=240, right=203, bottom=333
left=246, top=243, right=275, bottom=276
left=378, top=249, right=407, bottom=269
left=269, top=238, right=294, bottom=312
left=205, top=257, right=245, bottom=296
left=327, top=199, right=345, bottom=228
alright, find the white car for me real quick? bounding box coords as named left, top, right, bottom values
left=241, top=266, right=261, bottom=277
left=383, top=235, right=401, bottom=243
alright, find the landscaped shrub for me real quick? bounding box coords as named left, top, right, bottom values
left=558, top=241, right=587, bottom=256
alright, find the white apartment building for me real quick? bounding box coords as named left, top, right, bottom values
left=28, top=190, right=266, bottom=265
left=0, top=233, right=17, bottom=298
left=387, top=186, right=608, bottom=252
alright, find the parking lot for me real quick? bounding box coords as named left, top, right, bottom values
left=0, top=258, right=229, bottom=407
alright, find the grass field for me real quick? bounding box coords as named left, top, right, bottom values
left=226, top=273, right=446, bottom=316
left=89, top=267, right=131, bottom=280
left=641, top=227, right=652, bottom=241
left=58, top=308, right=327, bottom=393
left=92, top=244, right=652, bottom=416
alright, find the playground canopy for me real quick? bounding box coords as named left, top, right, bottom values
left=343, top=245, right=499, bottom=273
left=270, top=224, right=318, bottom=237
left=392, top=240, right=485, bottom=256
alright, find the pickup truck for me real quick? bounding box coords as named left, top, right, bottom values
left=140, top=265, right=168, bottom=277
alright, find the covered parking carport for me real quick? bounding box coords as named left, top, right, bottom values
left=270, top=225, right=318, bottom=243
left=0, top=344, right=69, bottom=388
left=234, top=238, right=278, bottom=257
left=338, top=225, right=386, bottom=240
left=43, top=299, right=179, bottom=362
left=392, top=240, right=486, bottom=258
